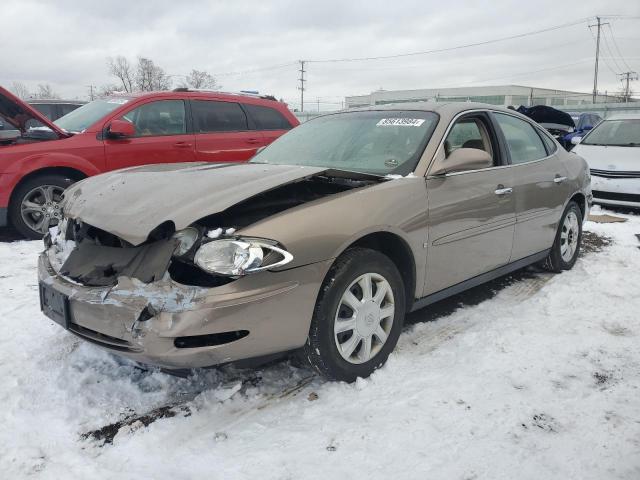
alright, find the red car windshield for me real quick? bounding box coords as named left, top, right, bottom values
left=54, top=97, right=131, bottom=133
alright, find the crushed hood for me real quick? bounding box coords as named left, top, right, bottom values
left=62, top=162, right=328, bottom=245
left=0, top=86, right=68, bottom=136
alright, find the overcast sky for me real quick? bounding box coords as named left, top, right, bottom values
left=2, top=0, right=639, bottom=110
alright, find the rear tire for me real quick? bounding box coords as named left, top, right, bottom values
left=9, top=173, right=75, bottom=240
left=543, top=201, right=582, bottom=273
left=302, top=248, right=406, bottom=382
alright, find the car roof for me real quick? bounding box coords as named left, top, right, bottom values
left=604, top=113, right=640, bottom=121
left=110, top=89, right=282, bottom=105
left=323, top=101, right=524, bottom=121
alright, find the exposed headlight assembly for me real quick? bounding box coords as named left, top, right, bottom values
left=194, top=239, right=293, bottom=276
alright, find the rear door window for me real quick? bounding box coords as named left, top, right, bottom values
left=494, top=113, right=548, bottom=164
left=191, top=100, right=249, bottom=133
left=243, top=104, right=292, bottom=130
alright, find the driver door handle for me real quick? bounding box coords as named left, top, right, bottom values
left=495, top=185, right=513, bottom=195
left=173, top=141, right=192, bottom=148
left=554, top=175, right=567, bottom=184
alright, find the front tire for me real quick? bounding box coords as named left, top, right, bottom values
left=302, top=248, right=406, bottom=382
left=9, top=174, right=74, bottom=239
left=543, top=201, right=582, bottom=272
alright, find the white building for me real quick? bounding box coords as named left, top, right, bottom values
left=345, top=85, right=621, bottom=108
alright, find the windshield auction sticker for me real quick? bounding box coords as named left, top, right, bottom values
left=376, top=118, right=425, bottom=127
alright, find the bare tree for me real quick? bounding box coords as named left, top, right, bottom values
left=106, top=55, right=172, bottom=93
left=180, top=69, right=219, bottom=90
left=35, top=84, right=60, bottom=99
left=136, top=57, right=171, bottom=92
left=107, top=56, right=135, bottom=93
left=10, top=81, right=31, bottom=99
left=97, top=84, right=121, bottom=98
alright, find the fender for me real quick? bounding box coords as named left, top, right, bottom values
left=3, top=152, right=102, bottom=206
left=9, top=152, right=101, bottom=178
left=328, top=224, right=416, bottom=267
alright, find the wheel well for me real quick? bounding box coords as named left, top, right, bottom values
left=347, top=232, right=416, bottom=311
left=570, top=192, right=586, bottom=219
left=9, top=167, right=87, bottom=208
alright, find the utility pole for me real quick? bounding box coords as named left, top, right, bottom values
left=86, top=84, right=96, bottom=101
left=298, top=60, right=306, bottom=112
left=618, top=71, right=638, bottom=103
left=317, top=97, right=320, bottom=112
left=589, top=16, right=609, bottom=104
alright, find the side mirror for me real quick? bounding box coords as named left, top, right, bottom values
left=107, top=119, right=135, bottom=139
left=430, top=148, right=493, bottom=176
left=571, top=136, right=582, bottom=145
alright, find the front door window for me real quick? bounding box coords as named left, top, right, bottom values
left=123, top=100, right=186, bottom=137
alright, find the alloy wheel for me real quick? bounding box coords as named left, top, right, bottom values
left=560, top=210, right=580, bottom=262
left=333, top=272, right=395, bottom=364
left=20, top=185, right=65, bottom=235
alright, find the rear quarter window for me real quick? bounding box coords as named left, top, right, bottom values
left=244, top=104, right=292, bottom=130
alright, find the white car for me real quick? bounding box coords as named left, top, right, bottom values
left=572, top=114, right=640, bottom=208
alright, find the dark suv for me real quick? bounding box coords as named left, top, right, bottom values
left=0, top=87, right=299, bottom=238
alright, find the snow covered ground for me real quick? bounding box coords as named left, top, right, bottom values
left=1, top=207, right=639, bottom=480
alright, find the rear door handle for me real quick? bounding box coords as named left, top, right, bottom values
left=246, top=138, right=261, bottom=144
left=554, top=175, right=567, bottom=184
left=495, top=186, right=513, bottom=195
left=173, top=142, right=192, bottom=148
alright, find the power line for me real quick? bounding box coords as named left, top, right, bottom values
left=600, top=28, right=624, bottom=73
left=606, top=24, right=634, bottom=72
left=587, top=25, right=620, bottom=77
left=214, top=62, right=297, bottom=77
left=453, top=59, right=594, bottom=86
left=307, top=18, right=591, bottom=63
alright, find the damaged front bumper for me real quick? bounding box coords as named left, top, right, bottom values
left=38, top=252, right=331, bottom=369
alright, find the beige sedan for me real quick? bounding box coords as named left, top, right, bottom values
left=38, top=102, right=591, bottom=382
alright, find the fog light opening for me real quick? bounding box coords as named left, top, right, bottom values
left=174, top=330, right=249, bottom=348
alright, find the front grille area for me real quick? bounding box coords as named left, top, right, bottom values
left=592, top=190, right=640, bottom=203
left=68, top=323, right=142, bottom=352
left=590, top=168, right=640, bottom=179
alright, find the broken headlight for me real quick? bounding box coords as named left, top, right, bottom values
left=194, top=239, right=293, bottom=276
left=172, top=227, right=200, bottom=256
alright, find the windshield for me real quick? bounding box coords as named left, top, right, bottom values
left=250, top=110, right=439, bottom=175
left=582, top=119, right=640, bottom=147
left=54, top=97, right=131, bottom=133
